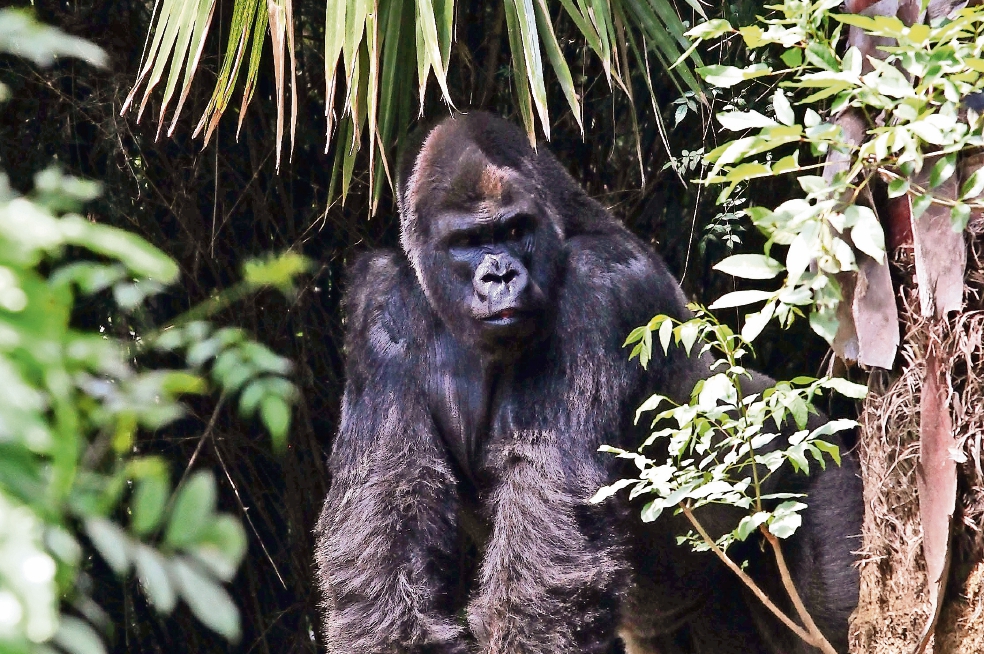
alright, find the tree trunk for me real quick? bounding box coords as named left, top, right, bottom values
left=849, top=218, right=984, bottom=652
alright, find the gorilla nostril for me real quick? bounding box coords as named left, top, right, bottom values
left=481, top=270, right=518, bottom=285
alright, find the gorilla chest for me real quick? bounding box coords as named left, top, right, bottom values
left=426, top=347, right=573, bottom=485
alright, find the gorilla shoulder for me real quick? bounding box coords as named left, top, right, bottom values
left=342, top=250, right=428, bottom=381
left=561, top=232, right=693, bottom=336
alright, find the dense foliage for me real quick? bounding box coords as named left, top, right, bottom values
left=687, top=0, right=984, bottom=339
left=0, top=10, right=304, bottom=653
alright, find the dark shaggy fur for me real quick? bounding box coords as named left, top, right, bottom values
left=314, top=112, right=862, bottom=654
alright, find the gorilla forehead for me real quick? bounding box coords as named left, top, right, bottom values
left=403, top=113, right=553, bottom=238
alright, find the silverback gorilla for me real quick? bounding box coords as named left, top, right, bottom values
left=314, top=112, right=862, bottom=654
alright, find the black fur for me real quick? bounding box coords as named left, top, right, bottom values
left=314, top=112, right=862, bottom=654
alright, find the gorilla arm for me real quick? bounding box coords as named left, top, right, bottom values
left=313, top=253, right=467, bottom=654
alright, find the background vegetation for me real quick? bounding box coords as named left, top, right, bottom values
left=0, top=0, right=842, bottom=652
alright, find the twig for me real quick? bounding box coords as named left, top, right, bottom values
left=763, top=528, right=838, bottom=654
left=211, top=431, right=288, bottom=590
left=681, top=505, right=835, bottom=653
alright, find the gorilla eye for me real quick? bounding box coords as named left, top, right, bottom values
left=507, top=226, right=522, bottom=241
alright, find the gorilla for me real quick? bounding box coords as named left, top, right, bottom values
left=314, top=111, right=862, bottom=654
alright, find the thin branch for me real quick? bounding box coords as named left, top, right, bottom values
left=680, top=505, right=823, bottom=650
left=762, top=529, right=838, bottom=654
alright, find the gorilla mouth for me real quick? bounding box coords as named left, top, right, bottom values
left=482, top=308, right=525, bottom=325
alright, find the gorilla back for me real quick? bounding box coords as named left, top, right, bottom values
left=314, top=112, right=862, bottom=654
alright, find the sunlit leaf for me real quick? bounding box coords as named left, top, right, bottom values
left=709, top=289, right=774, bottom=309
left=0, top=8, right=107, bottom=67
left=714, top=254, right=785, bottom=279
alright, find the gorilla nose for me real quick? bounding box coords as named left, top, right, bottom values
left=474, top=254, right=527, bottom=301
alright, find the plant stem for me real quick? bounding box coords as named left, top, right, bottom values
left=762, top=527, right=838, bottom=654
left=681, top=506, right=837, bottom=654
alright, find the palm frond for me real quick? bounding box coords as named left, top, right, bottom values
left=123, top=0, right=296, bottom=170
left=126, top=0, right=706, bottom=203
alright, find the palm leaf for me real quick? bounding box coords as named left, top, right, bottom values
left=534, top=0, right=583, bottom=134
left=193, top=0, right=267, bottom=146
left=504, top=0, right=536, bottom=142
left=511, top=0, right=551, bottom=139
left=125, top=0, right=709, bottom=206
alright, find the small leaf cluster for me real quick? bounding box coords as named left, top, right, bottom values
left=154, top=319, right=297, bottom=452
left=84, top=468, right=246, bottom=641
left=600, top=308, right=867, bottom=553
left=681, top=0, right=984, bottom=343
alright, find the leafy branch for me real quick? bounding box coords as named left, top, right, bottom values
left=679, top=1, right=984, bottom=343
left=595, top=308, right=867, bottom=654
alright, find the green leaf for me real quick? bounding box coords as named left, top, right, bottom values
left=165, top=471, right=217, bottom=548
left=768, top=501, right=807, bottom=538
left=640, top=500, right=664, bottom=522
left=909, top=120, right=945, bottom=145
left=714, top=254, right=784, bottom=280
left=911, top=194, right=933, bottom=220
left=717, top=110, right=779, bottom=131
left=533, top=0, right=581, bottom=132
left=193, top=514, right=247, bottom=581
left=239, top=342, right=292, bottom=375
left=590, top=478, right=636, bottom=504
left=59, top=216, right=179, bottom=283
left=132, top=475, right=170, bottom=536
left=510, top=0, right=550, bottom=139
left=813, top=439, right=843, bottom=466
left=635, top=394, right=666, bottom=424
left=685, top=19, right=732, bottom=40
left=260, top=395, right=291, bottom=451
left=841, top=46, right=862, bottom=76
left=0, top=8, right=108, bottom=67
left=780, top=48, right=802, bottom=68
left=821, top=377, right=868, bottom=398
left=960, top=167, right=984, bottom=200
left=624, top=325, right=648, bottom=346
left=798, top=176, right=827, bottom=194
left=736, top=511, right=769, bottom=541
left=503, top=0, right=535, bottom=139
left=846, top=205, right=886, bottom=262
left=809, top=308, right=838, bottom=343
left=173, top=557, right=241, bottom=641
left=698, top=64, right=771, bottom=88
left=242, top=252, right=312, bottom=290
left=804, top=42, right=838, bottom=71
left=708, top=290, right=774, bottom=310
left=134, top=545, right=177, bottom=613
left=738, top=24, right=764, bottom=48
left=84, top=518, right=131, bottom=575
left=888, top=178, right=909, bottom=199
left=677, top=320, right=700, bottom=355
left=951, top=202, right=971, bottom=232
left=929, top=153, right=957, bottom=189
left=741, top=300, right=776, bottom=342
left=659, top=316, right=674, bottom=354
left=53, top=616, right=107, bottom=654
left=773, top=89, right=794, bottom=126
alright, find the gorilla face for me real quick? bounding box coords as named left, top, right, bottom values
left=399, top=116, right=565, bottom=355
